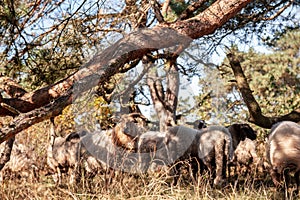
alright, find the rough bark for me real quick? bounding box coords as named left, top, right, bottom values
left=0, top=78, right=23, bottom=170
left=0, top=0, right=253, bottom=143
left=0, top=91, right=72, bottom=143
left=146, top=57, right=179, bottom=132
left=227, top=53, right=300, bottom=129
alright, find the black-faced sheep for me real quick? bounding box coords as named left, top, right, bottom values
left=266, top=121, right=300, bottom=190
left=226, top=123, right=257, bottom=176
left=138, top=125, right=233, bottom=186
left=227, top=123, right=257, bottom=150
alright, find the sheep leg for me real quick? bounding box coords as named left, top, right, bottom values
left=270, top=168, right=281, bottom=188
left=138, top=153, right=151, bottom=173
left=56, top=167, right=62, bottom=185
left=171, top=161, right=182, bottom=186
left=191, top=157, right=200, bottom=181
left=203, top=157, right=215, bottom=186
left=283, top=168, right=291, bottom=190
left=69, top=168, right=76, bottom=185
left=295, top=171, right=300, bottom=193
left=104, top=168, right=115, bottom=190
left=214, top=140, right=226, bottom=187
left=222, top=152, right=227, bottom=179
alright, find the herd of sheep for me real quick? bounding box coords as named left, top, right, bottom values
left=1, top=114, right=300, bottom=192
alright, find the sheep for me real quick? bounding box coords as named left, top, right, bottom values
left=46, top=130, right=81, bottom=185
left=194, top=119, right=207, bottom=129
left=227, top=123, right=257, bottom=150
left=80, top=143, right=106, bottom=179
left=231, top=138, right=260, bottom=176
left=111, top=113, right=148, bottom=151
left=81, top=127, right=141, bottom=174
left=226, top=123, right=257, bottom=176
left=192, top=122, right=257, bottom=178
left=138, top=125, right=234, bottom=186
left=266, top=121, right=300, bottom=190
left=0, top=142, right=39, bottom=182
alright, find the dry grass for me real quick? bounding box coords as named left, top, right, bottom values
left=1, top=164, right=300, bottom=200
left=1, top=122, right=300, bottom=199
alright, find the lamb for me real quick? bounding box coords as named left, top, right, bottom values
left=138, top=125, right=234, bottom=186
left=266, top=121, right=300, bottom=190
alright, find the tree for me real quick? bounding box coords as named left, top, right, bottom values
left=1, top=0, right=300, bottom=141
left=194, top=27, right=300, bottom=128
left=218, top=29, right=300, bottom=128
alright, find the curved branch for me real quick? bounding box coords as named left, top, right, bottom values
left=227, top=53, right=300, bottom=129
left=0, top=77, right=27, bottom=98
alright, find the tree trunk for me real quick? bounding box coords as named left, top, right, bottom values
left=147, top=58, right=179, bottom=132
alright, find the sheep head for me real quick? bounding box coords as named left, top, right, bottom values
left=193, top=119, right=207, bottom=129
left=230, top=123, right=256, bottom=141
left=112, top=113, right=148, bottom=151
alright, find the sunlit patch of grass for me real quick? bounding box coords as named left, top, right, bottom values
left=1, top=170, right=300, bottom=200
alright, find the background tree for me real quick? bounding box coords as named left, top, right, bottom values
left=217, top=28, right=300, bottom=128
left=194, top=28, right=300, bottom=126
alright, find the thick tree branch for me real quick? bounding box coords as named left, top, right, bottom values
left=0, top=91, right=72, bottom=143
left=227, top=53, right=300, bottom=129
left=169, top=0, right=253, bottom=39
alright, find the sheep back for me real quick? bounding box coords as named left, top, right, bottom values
left=138, top=126, right=198, bottom=172
left=234, top=138, right=257, bottom=166
left=267, top=121, right=300, bottom=174
left=198, top=126, right=233, bottom=162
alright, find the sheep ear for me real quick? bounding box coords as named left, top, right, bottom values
left=241, top=124, right=257, bottom=140
left=65, top=132, right=80, bottom=141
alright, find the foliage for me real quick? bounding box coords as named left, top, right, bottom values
left=56, top=95, right=114, bottom=133
left=163, top=0, right=189, bottom=22
left=196, top=29, right=300, bottom=127
left=0, top=0, right=128, bottom=89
